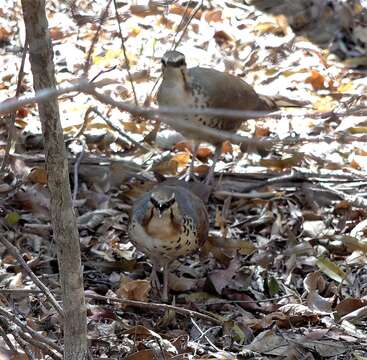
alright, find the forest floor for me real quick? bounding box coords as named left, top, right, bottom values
left=1, top=0, right=367, bottom=359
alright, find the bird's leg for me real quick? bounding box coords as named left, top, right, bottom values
left=162, top=263, right=170, bottom=302
left=205, top=144, right=222, bottom=185
left=150, top=263, right=161, bottom=294
left=181, top=141, right=200, bottom=182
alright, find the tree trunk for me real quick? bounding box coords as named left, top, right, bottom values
left=21, top=1, right=89, bottom=359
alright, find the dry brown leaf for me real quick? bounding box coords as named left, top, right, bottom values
left=193, top=164, right=209, bottom=175
left=49, top=26, right=65, bottom=40
left=173, top=141, right=192, bottom=152
left=14, top=184, right=50, bottom=220
left=16, top=107, right=28, bottom=118
left=116, top=276, right=151, bottom=302
left=305, top=70, right=326, bottom=90
left=214, top=30, right=234, bottom=45
left=170, top=4, right=202, bottom=19
left=274, top=14, right=291, bottom=35
left=303, top=272, right=326, bottom=293
left=123, top=120, right=147, bottom=134
left=255, top=126, right=271, bottom=138
left=222, top=141, right=232, bottom=154
left=354, top=147, right=367, bottom=156
left=196, top=146, right=213, bottom=159
left=168, top=272, right=200, bottom=292
left=27, top=167, right=48, bottom=185
left=171, top=152, right=190, bottom=168
left=336, top=298, right=366, bottom=318
left=0, top=347, right=28, bottom=360
left=129, top=5, right=161, bottom=17
left=0, top=27, right=11, bottom=42
left=208, top=256, right=241, bottom=295
left=152, top=157, right=179, bottom=175
left=350, top=158, right=361, bottom=170
left=204, top=9, right=223, bottom=23
left=254, top=22, right=284, bottom=35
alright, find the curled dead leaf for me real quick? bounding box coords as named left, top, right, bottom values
left=196, top=146, right=213, bottom=159
left=116, top=276, right=151, bottom=302
left=304, top=271, right=326, bottom=293
left=305, top=70, right=326, bottom=90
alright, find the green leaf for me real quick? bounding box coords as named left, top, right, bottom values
left=267, top=276, right=280, bottom=296
left=316, top=256, right=346, bottom=283
left=5, top=212, right=20, bottom=226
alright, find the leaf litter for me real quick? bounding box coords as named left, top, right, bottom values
left=1, top=0, right=367, bottom=358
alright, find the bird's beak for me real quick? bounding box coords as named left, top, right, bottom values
left=157, top=208, right=164, bottom=218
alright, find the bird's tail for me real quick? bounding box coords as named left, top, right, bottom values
left=259, top=94, right=310, bottom=110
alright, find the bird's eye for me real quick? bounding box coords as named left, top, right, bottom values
left=175, top=58, right=186, bottom=67
left=150, top=197, right=159, bottom=208
left=161, top=58, right=167, bottom=67
left=166, top=195, right=176, bottom=207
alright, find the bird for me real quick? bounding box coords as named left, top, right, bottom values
left=128, top=184, right=209, bottom=302
left=156, top=50, right=279, bottom=183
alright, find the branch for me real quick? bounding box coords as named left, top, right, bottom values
left=0, top=235, right=63, bottom=316
left=0, top=79, right=111, bottom=115
left=86, top=293, right=222, bottom=324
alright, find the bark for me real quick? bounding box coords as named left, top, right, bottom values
left=21, top=1, right=89, bottom=359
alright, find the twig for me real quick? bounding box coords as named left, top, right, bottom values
left=113, top=0, right=138, bottom=105
left=0, top=78, right=111, bottom=115
left=85, top=293, right=222, bottom=324
left=73, top=106, right=95, bottom=139
left=73, top=140, right=85, bottom=204
left=173, top=0, right=203, bottom=50
left=91, top=107, right=148, bottom=150
left=86, top=87, right=278, bottom=149
left=0, top=289, right=42, bottom=295
left=206, top=294, right=293, bottom=305
left=16, top=330, right=61, bottom=360
left=214, top=190, right=279, bottom=199
left=0, top=322, right=17, bottom=353
left=0, top=235, right=63, bottom=317
left=191, top=318, right=221, bottom=352
left=83, top=0, right=113, bottom=76
left=3, top=78, right=367, bottom=121
left=12, top=329, right=35, bottom=360
left=171, top=0, right=192, bottom=49
left=0, top=307, right=62, bottom=354
left=318, top=182, right=367, bottom=209
left=0, top=39, right=28, bottom=175
left=238, top=171, right=306, bottom=193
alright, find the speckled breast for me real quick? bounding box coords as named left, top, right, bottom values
left=128, top=216, right=199, bottom=267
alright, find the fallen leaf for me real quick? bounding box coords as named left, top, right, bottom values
left=305, top=70, right=326, bottom=90
left=116, top=276, right=151, bottom=301
left=316, top=256, right=346, bottom=283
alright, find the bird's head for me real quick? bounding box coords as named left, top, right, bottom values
left=160, top=50, right=187, bottom=82
left=149, top=188, right=177, bottom=219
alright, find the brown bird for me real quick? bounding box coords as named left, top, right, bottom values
left=157, top=50, right=279, bottom=183
left=128, top=184, right=209, bottom=302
